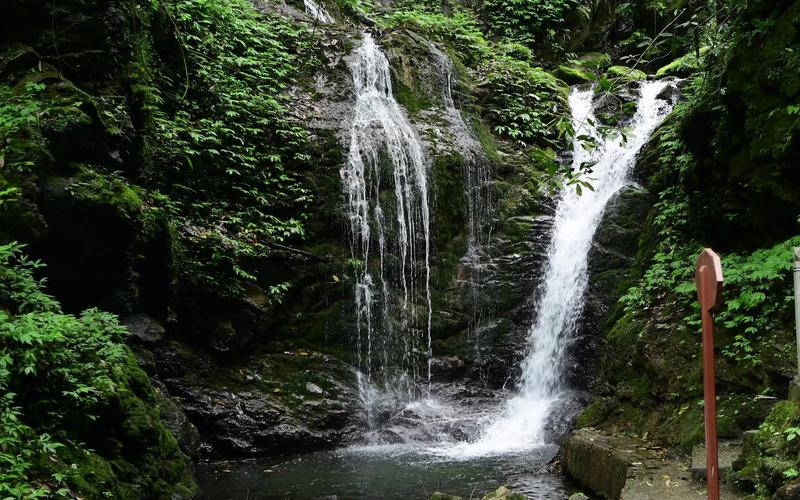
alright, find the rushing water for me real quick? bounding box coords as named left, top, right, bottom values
left=440, top=80, right=679, bottom=457
left=343, top=33, right=434, bottom=424
left=303, top=0, right=334, bottom=23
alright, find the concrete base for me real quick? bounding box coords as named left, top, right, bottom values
left=689, top=439, right=742, bottom=480
left=788, top=376, right=800, bottom=402
left=561, top=428, right=745, bottom=499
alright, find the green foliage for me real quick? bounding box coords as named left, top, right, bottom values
left=0, top=241, right=58, bottom=314
left=736, top=401, right=800, bottom=495
left=0, top=242, right=194, bottom=498
left=0, top=81, right=87, bottom=173
left=713, top=237, right=799, bottom=365
left=477, top=47, right=569, bottom=146
left=784, top=426, right=800, bottom=442
left=620, top=186, right=698, bottom=313
left=127, top=0, right=321, bottom=292
left=382, top=10, right=490, bottom=64
left=622, top=179, right=798, bottom=366
left=0, top=83, right=44, bottom=172
left=482, top=0, right=590, bottom=50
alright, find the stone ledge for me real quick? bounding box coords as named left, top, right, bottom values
left=561, top=428, right=745, bottom=499
left=560, top=428, right=664, bottom=499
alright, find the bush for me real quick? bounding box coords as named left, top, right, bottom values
left=0, top=242, right=195, bottom=498
left=477, top=48, right=569, bottom=146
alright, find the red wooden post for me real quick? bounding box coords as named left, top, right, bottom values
left=695, top=248, right=724, bottom=500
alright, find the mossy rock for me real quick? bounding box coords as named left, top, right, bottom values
left=431, top=493, right=463, bottom=500
left=556, top=64, right=594, bottom=84
left=68, top=167, right=143, bottom=220
left=577, top=52, right=612, bottom=70
left=606, top=65, right=647, bottom=82
left=735, top=401, right=800, bottom=495
left=655, top=47, right=708, bottom=78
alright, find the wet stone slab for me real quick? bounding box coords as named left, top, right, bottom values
left=561, top=428, right=744, bottom=499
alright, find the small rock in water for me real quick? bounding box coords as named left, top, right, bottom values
left=306, top=382, right=324, bottom=394
left=481, top=486, right=526, bottom=500
left=568, top=494, right=589, bottom=500
left=431, top=493, right=463, bottom=500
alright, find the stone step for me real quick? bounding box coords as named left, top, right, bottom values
left=561, top=428, right=745, bottom=500
left=689, top=439, right=743, bottom=480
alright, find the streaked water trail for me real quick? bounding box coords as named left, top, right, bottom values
left=343, top=33, right=433, bottom=426
left=303, top=0, right=334, bottom=23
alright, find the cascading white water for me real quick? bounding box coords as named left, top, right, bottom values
left=429, top=46, right=494, bottom=361
left=344, top=33, right=434, bottom=425
left=439, top=80, right=678, bottom=457
left=303, top=0, right=334, bottom=23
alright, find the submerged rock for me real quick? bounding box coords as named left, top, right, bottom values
left=431, top=493, right=463, bottom=500
left=481, top=486, right=526, bottom=500
left=430, top=486, right=525, bottom=500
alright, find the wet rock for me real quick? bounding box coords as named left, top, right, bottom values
left=481, top=486, right=525, bottom=500
left=306, top=382, right=324, bottom=394
left=561, top=428, right=658, bottom=499
left=153, top=381, right=203, bottom=458
left=429, top=356, right=466, bottom=381
left=593, top=87, right=638, bottom=127
left=431, top=493, right=463, bottom=500
left=775, top=480, right=800, bottom=500
left=123, top=313, right=165, bottom=344
left=570, top=184, right=651, bottom=387
left=156, top=343, right=359, bottom=457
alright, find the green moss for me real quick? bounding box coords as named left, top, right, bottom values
left=577, top=52, right=612, bottom=70
left=556, top=64, right=594, bottom=84
left=575, top=399, right=611, bottom=428
left=655, top=47, right=708, bottom=78
left=432, top=151, right=467, bottom=244
left=69, top=168, right=143, bottom=220
left=735, top=402, right=800, bottom=495
left=394, top=78, right=433, bottom=114
left=606, top=65, right=647, bottom=81
left=470, top=116, right=499, bottom=160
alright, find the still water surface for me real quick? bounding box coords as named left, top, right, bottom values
left=196, top=444, right=571, bottom=499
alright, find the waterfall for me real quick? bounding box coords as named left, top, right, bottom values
left=343, top=33, right=433, bottom=425
left=429, top=45, right=494, bottom=360
left=304, top=0, right=334, bottom=23
left=440, top=80, right=678, bottom=457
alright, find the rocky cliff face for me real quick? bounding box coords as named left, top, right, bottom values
left=0, top=0, right=575, bottom=461
left=11, top=1, right=789, bottom=495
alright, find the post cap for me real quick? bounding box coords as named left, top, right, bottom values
left=695, top=248, right=724, bottom=312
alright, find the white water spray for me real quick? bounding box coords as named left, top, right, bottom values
left=344, top=34, right=434, bottom=424
left=303, top=0, right=334, bottom=23
left=440, top=80, right=678, bottom=457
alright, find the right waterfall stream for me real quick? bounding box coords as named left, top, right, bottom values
left=442, top=80, right=679, bottom=457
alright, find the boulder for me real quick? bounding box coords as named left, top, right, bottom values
left=481, top=486, right=525, bottom=500
left=156, top=343, right=360, bottom=456
left=123, top=314, right=165, bottom=344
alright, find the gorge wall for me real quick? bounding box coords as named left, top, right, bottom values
left=3, top=0, right=800, bottom=497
